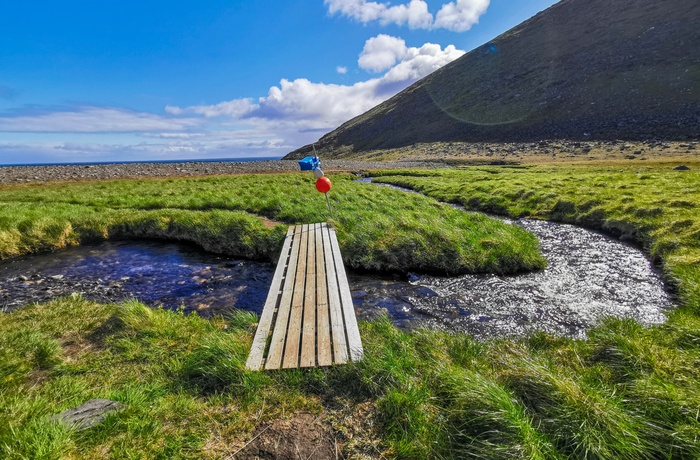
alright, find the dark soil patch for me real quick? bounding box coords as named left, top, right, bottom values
left=231, top=412, right=340, bottom=460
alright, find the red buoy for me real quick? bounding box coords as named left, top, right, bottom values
left=315, top=176, right=332, bottom=193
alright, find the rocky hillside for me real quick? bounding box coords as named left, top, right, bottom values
left=286, top=0, right=700, bottom=159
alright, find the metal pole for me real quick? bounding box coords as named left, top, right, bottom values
left=325, top=193, right=334, bottom=218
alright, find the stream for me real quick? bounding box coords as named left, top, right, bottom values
left=0, top=191, right=674, bottom=338
left=349, top=217, right=672, bottom=338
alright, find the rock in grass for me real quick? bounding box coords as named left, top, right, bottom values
left=50, top=399, right=123, bottom=430
left=674, top=165, right=690, bottom=171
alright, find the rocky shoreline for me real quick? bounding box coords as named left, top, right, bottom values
left=0, top=159, right=442, bottom=184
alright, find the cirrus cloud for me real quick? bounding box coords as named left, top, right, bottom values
left=0, top=35, right=466, bottom=165
left=165, top=98, right=256, bottom=118
left=0, top=107, right=200, bottom=133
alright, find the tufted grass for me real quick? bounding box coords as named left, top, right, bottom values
left=0, top=173, right=544, bottom=275
left=2, top=163, right=700, bottom=458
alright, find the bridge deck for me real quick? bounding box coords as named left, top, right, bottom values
left=246, top=223, right=363, bottom=371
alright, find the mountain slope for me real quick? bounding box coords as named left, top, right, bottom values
left=286, top=0, right=700, bottom=159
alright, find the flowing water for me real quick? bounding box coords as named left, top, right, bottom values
left=350, top=217, right=672, bottom=338
left=0, top=240, right=273, bottom=318
left=350, top=179, right=673, bottom=338
left=0, top=190, right=674, bottom=338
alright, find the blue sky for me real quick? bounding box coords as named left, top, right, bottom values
left=0, top=0, right=558, bottom=165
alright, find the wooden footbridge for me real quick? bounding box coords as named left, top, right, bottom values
left=246, top=223, right=363, bottom=371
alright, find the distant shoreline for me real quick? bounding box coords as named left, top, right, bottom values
left=0, top=159, right=441, bottom=184
left=0, top=156, right=284, bottom=168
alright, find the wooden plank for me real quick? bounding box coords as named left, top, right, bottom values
left=246, top=226, right=294, bottom=370
left=249, top=222, right=362, bottom=371
left=299, top=223, right=318, bottom=368
left=264, top=225, right=302, bottom=370
left=323, top=224, right=348, bottom=364
left=315, top=224, right=333, bottom=367
left=282, top=224, right=310, bottom=369
left=328, top=226, right=364, bottom=362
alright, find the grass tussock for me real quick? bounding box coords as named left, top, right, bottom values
left=371, top=164, right=700, bottom=310
left=2, top=163, right=700, bottom=458
left=0, top=174, right=544, bottom=275
left=2, top=290, right=700, bottom=458
left=0, top=297, right=315, bottom=459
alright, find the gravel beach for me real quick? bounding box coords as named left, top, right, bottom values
left=0, top=159, right=442, bottom=184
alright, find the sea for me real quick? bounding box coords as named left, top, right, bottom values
left=0, top=156, right=284, bottom=167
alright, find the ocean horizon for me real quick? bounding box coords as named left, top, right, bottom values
left=0, top=156, right=285, bottom=168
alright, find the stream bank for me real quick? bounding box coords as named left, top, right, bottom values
left=0, top=215, right=673, bottom=338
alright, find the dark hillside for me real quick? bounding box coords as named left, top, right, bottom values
left=286, top=0, right=700, bottom=159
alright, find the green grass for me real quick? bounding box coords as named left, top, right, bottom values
left=3, top=297, right=699, bottom=458
left=2, top=164, right=700, bottom=458
left=0, top=173, right=544, bottom=275
left=370, top=163, right=700, bottom=312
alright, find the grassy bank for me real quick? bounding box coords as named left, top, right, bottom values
left=370, top=163, right=700, bottom=313
left=0, top=173, right=543, bottom=275
left=2, top=164, right=700, bottom=458
left=2, top=296, right=700, bottom=458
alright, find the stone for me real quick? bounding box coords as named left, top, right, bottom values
left=50, top=399, right=123, bottom=430
left=674, top=165, right=691, bottom=171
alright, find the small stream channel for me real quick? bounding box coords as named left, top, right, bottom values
left=349, top=217, right=672, bottom=338
left=0, top=184, right=674, bottom=339
left=0, top=240, right=273, bottom=318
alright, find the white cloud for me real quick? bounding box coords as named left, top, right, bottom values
left=324, top=0, right=489, bottom=31
left=0, top=35, right=466, bottom=165
left=380, top=0, right=433, bottom=29
left=0, top=107, right=200, bottom=133
left=140, top=132, right=207, bottom=139
left=325, top=0, right=387, bottom=23
left=0, top=35, right=465, bottom=165
left=434, top=0, right=490, bottom=32
left=384, top=42, right=465, bottom=82
left=336, top=66, right=348, bottom=74
left=256, top=78, right=385, bottom=126
left=0, top=130, right=294, bottom=165
left=165, top=98, right=256, bottom=118
left=325, top=0, right=433, bottom=29
left=168, top=35, right=464, bottom=131
left=359, top=34, right=408, bottom=72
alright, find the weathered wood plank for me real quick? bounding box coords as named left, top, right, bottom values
left=246, top=226, right=294, bottom=370
left=282, top=224, right=310, bottom=369
left=264, top=225, right=302, bottom=370
left=250, top=222, right=362, bottom=371
left=323, top=224, right=349, bottom=364
left=300, top=223, right=318, bottom=368
left=328, top=227, right=364, bottom=362
left=315, top=224, right=333, bottom=366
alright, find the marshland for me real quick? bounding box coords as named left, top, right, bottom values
left=2, top=160, right=699, bottom=458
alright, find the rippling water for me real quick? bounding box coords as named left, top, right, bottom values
left=0, top=205, right=674, bottom=338
left=349, top=179, right=673, bottom=337
left=350, top=218, right=673, bottom=338
left=0, top=241, right=273, bottom=317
